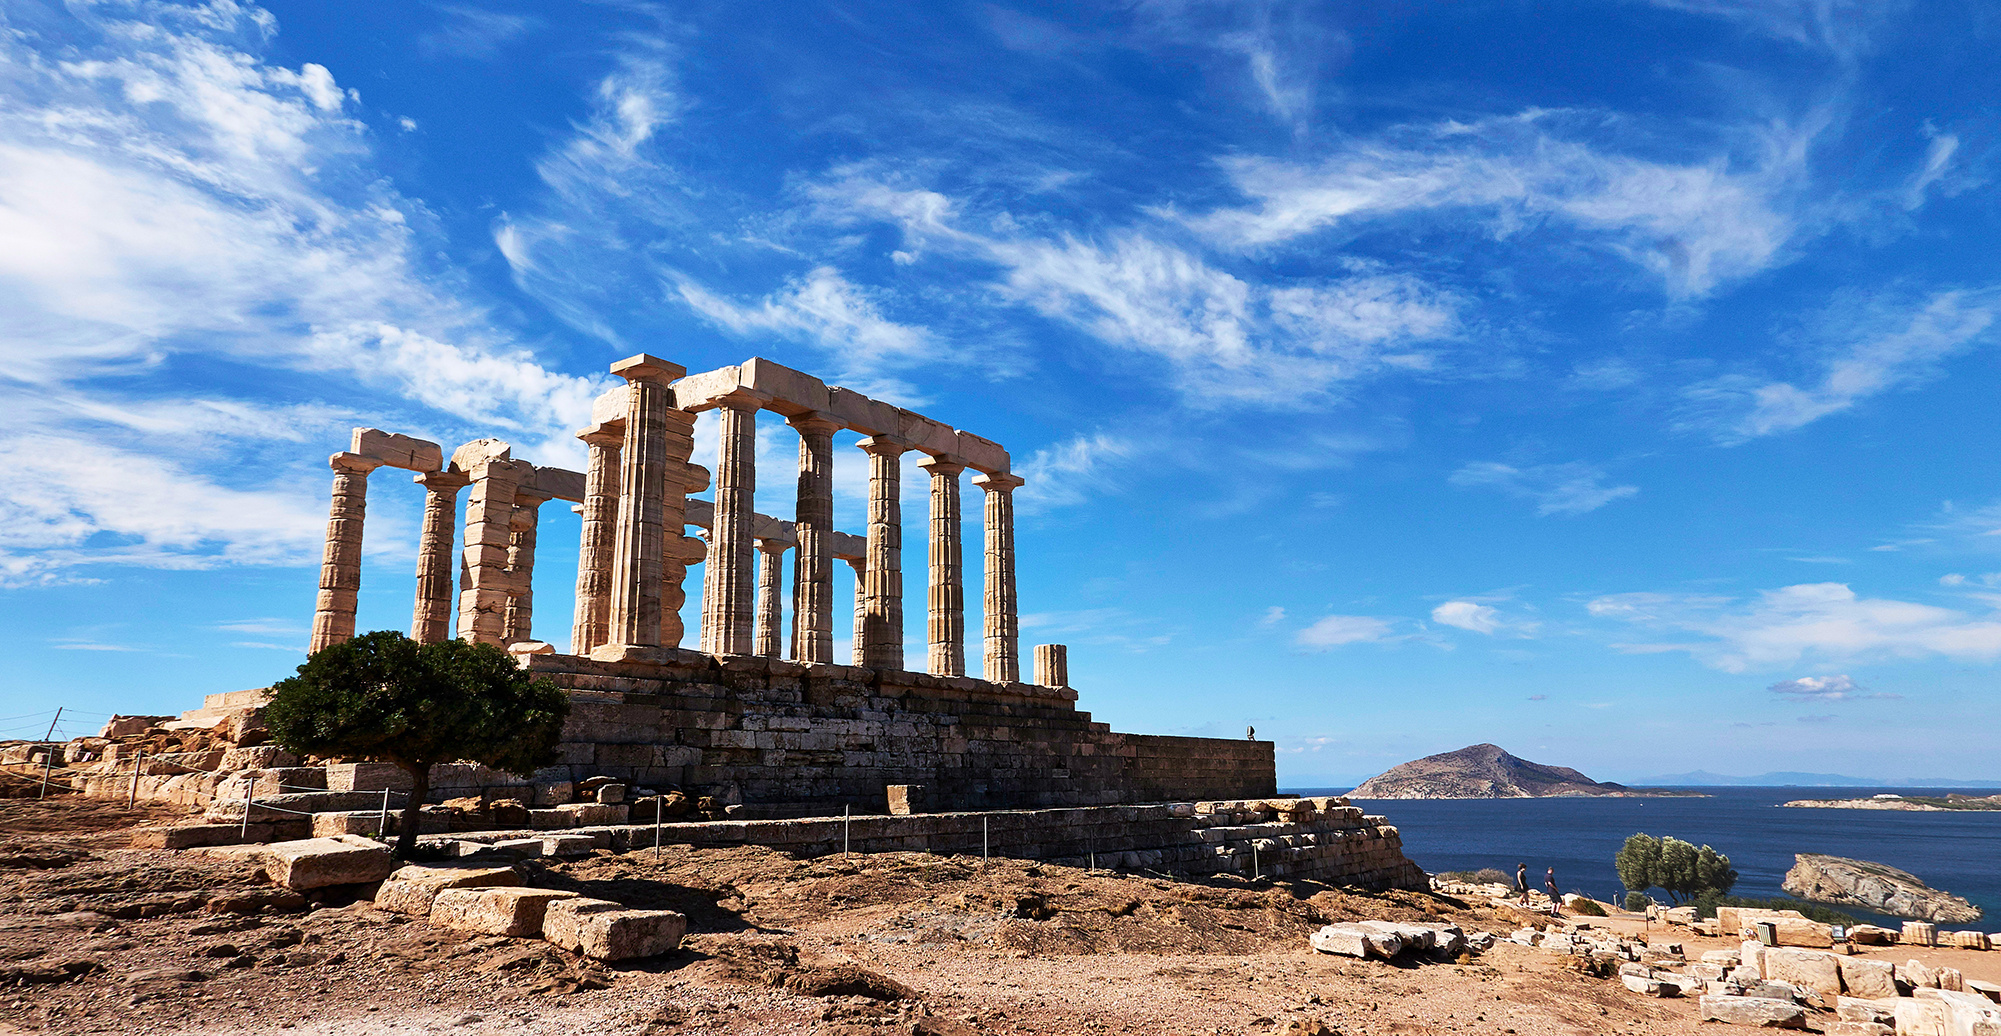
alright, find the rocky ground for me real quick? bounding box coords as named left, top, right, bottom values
left=7, top=796, right=2000, bottom=1036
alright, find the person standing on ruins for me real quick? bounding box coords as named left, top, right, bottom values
left=1546, top=866, right=1561, bottom=916
left=1516, top=862, right=1529, bottom=906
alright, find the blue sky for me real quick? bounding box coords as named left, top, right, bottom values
left=4, top=0, right=2000, bottom=785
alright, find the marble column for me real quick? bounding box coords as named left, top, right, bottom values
left=410, top=469, right=469, bottom=644
left=1034, top=643, right=1068, bottom=688
left=787, top=413, right=840, bottom=664
left=458, top=457, right=530, bottom=646
left=973, top=471, right=1025, bottom=683
left=309, top=451, right=384, bottom=653
left=918, top=454, right=966, bottom=677
left=843, top=556, right=868, bottom=666
left=699, top=394, right=762, bottom=656
left=658, top=457, right=704, bottom=650
left=568, top=428, right=621, bottom=655
left=753, top=537, right=792, bottom=659
left=502, top=490, right=549, bottom=645
left=599, top=355, right=688, bottom=659
left=856, top=436, right=910, bottom=671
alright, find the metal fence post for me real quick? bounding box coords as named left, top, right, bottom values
left=377, top=788, right=391, bottom=839
left=982, top=815, right=989, bottom=865
left=37, top=707, right=62, bottom=801
left=843, top=805, right=851, bottom=859
left=653, top=795, right=663, bottom=862
left=128, top=749, right=144, bottom=810
left=1253, top=841, right=1260, bottom=881
left=240, top=781, right=253, bottom=839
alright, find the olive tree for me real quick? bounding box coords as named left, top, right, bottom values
left=1615, top=832, right=1737, bottom=905
left=264, top=631, right=570, bottom=857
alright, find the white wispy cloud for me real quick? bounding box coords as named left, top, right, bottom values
left=1016, top=432, right=1136, bottom=511
left=674, top=267, right=937, bottom=394
left=1766, top=674, right=1899, bottom=701
left=1635, top=0, right=1886, bottom=60
left=1450, top=461, right=1639, bottom=516
left=419, top=4, right=541, bottom=60
left=1431, top=600, right=1541, bottom=637
left=1181, top=110, right=1819, bottom=298
left=1905, top=126, right=1961, bottom=211
left=1682, top=287, right=2001, bottom=443
left=1295, top=614, right=1397, bottom=649
left=1589, top=582, right=2001, bottom=671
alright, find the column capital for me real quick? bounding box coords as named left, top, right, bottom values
left=754, top=534, right=797, bottom=553
left=973, top=471, right=1024, bottom=492
left=414, top=469, right=470, bottom=492
left=857, top=435, right=912, bottom=458
left=576, top=424, right=624, bottom=449
left=609, top=354, right=686, bottom=383
left=329, top=451, right=384, bottom=475
left=786, top=411, right=843, bottom=437
left=685, top=386, right=771, bottom=414
left=917, top=453, right=967, bottom=477
left=512, top=487, right=554, bottom=510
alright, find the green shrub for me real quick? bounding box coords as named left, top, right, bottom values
left=1569, top=897, right=1608, bottom=916
left=1472, top=867, right=1511, bottom=885
left=1625, top=891, right=1650, bottom=912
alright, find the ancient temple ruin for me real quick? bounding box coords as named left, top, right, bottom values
left=305, top=355, right=1274, bottom=813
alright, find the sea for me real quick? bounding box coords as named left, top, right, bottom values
left=1284, top=786, right=2001, bottom=931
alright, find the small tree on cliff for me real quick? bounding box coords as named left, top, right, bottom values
left=1615, top=832, right=1737, bottom=904
left=264, top=631, right=569, bottom=858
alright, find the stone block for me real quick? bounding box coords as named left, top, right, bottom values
left=541, top=834, right=596, bottom=856
left=262, top=835, right=394, bottom=890
left=429, top=888, right=580, bottom=938
left=1836, top=997, right=1896, bottom=1024
left=529, top=809, right=577, bottom=830
left=1893, top=998, right=1950, bottom=1036
left=595, top=784, right=626, bottom=805
left=1826, top=1024, right=1892, bottom=1036
left=312, top=812, right=387, bottom=837
left=543, top=899, right=688, bottom=961
left=1848, top=924, right=1897, bottom=946
left=1620, top=974, right=1664, bottom=996
left=1837, top=956, right=1898, bottom=999
left=352, top=428, right=443, bottom=471
left=555, top=803, right=626, bottom=826
left=1952, top=931, right=1991, bottom=950
left=532, top=782, right=575, bottom=806
left=887, top=784, right=927, bottom=815
left=1698, top=996, right=1808, bottom=1028
left=1309, top=923, right=1401, bottom=959
left=373, top=862, right=521, bottom=916
left=1765, top=948, right=1843, bottom=997
left=1903, top=921, right=1939, bottom=946
left=1900, top=959, right=1940, bottom=989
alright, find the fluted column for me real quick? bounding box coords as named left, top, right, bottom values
left=919, top=454, right=966, bottom=677
left=458, top=457, right=531, bottom=646
left=599, top=354, right=688, bottom=660
left=843, top=556, right=868, bottom=666
left=857, top=436, right=910, bottom=671
left=788, top=413, right=840, bottom=664
left=310, top=451, right=384, bottom=653
left=753, top=537, right=792, bottom=658
left=569, top=427, right=621, bottom=655
left=659, top=456, right=704, bottom=650
left=410, top=469, right=468, bottom=644
left=699, top=394, right=763, bottom=656
left=1034, top=643, right=1068, bottom=688
left=974, top=471, right=1025, bottom=683
left=502, top=490, right=549, bottom=645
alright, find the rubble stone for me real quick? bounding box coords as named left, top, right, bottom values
left=1764, top=948, right=1843, bottom=997
left=542, top=898, right=687, bottom=961
left=259, top=835, right=393, bottom=891
left=1836, top=957, right=1898, bottom=999
left=1698, top=995, right=1808, bottom=1028
left=373, top=863, right=521, bottom=916
left=429, top=888, right=580, bottom=938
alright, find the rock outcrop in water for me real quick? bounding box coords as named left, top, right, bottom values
left=1349, top=744, right=1645, bottom=799
left=1781, top=854, right=1983, bottom=923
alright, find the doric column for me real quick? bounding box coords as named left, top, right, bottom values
left=569, top=427, right=621, bottom=656
left=699, top=393, right=763, bottom=656
left=843, top=556, right=867, bottom=666
left=659, top=458, right=705, bottom=650
left=410, top=469, right=469, bottom=644
left=1034, top=643, right=1068, bottom=688
left=918, top=454, right=967, bottom=677
left=787, top=413, right=840, bottom=664
left=458, top=457, right=531, bottom=646
left=598, top=355, right=688, bottom=660
left=974, top=472, right=1025, bottom=683
left=753, top=537, right=793, bottom=658
left=309, top=452, right=383, bottom=653
left=856, top=436, right=910, bottom=671
left=502, top=489, right=549, bottom=645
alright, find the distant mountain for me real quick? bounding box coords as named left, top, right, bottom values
left=1350, top=744, right=1684, bottom=799
left=1635, top=770, right=2001, bottom=788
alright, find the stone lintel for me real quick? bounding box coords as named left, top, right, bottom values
left=414, top=468, right=470, bottom=490
left=529, top=465, right=587, bottom=504
left=451, top=437, right=512, bottom=473
left=329, top=451, right=385, bottom=475
left=351, top=428, right=444, bottom=472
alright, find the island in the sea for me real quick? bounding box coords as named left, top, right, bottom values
left=1783, top=792, right=2001, bottom=811
left=1349, top=743, right=1699, bottom=799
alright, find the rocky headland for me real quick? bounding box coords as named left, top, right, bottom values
left=1781, top=853, right=1983, bottom=923
left=1349, top=744, right=1692, bottom=799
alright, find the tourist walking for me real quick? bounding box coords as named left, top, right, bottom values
left=1515, top=863, right=1529, bottom=906
left=1546, top=866, right=1561, bottom=916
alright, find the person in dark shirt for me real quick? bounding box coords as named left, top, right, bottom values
left=1515, top=862, right=1529, bottom=906
left=1546, top=866, right=1561, bottom=916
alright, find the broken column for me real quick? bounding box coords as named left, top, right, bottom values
left=753, top=535, right=794, bottom=658
left=788, top=413, right=841, bottom=664
left=569, top=426, right=621, bottom=656
left=410, top=469, right=469, bottom=644
left=919, top=454, right=966, bottom=677
left=309, top=452, right=384, bottom=654
left=857, top=436, right=910, bottom=671
left=597, top=355, right=688, bottom=660
left=502, top=488, right=550, bottom=645
left=457, top=448, right=531, bottom=647
left=1034, top=644, right=1068, bottom=688
left=974, top=471, right=1025, bottom=683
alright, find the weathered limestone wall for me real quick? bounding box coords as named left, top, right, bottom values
left=520, top=651, right=1277, bottom=812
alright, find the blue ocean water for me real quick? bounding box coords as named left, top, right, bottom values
left=1286, top=787, right=2001, bottom=930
